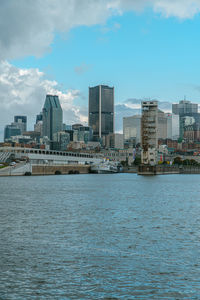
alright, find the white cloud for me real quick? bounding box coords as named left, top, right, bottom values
left=153, top=0, right=200, bottom=19
left=0, top=0, right=200, bottom=60
left=0, top=0, right=199, bottom=139
left=0, top=61, right=87, bottom=140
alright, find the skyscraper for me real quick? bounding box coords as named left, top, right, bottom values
left=4, top=124, right=21, bottom=141
left=172, top=100, right=198, bottom=115
left=13, top=115, right=27, bottom=134
left=123, top=115, right=141, bottom=146
left=89, top=85, right=114, bottom=140
left=172, top=100, right=199, bottom=138
left=42, top=95, right=63, bottom=141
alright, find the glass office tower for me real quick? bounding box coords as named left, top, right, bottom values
left=4, top=124, right=21, bottom=141
left=172, top=100, right=199, bottom=138
left=14, top=115, right=27, bottom=133
left=89, top=85, right=114, bottom=140
left=42, top=95, right=63, bottom=141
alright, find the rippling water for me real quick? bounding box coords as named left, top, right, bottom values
left=1, top=174, right=200, bottom=299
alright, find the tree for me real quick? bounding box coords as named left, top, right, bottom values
left=173, top=157, right=182, bottom=165
left=182, top=159, right=190, bottom=165
left=133, top=156, right=141, bottom=166
left=190, top=159, right=199, bottom=166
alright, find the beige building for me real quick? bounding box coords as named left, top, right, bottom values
left=123, top=115, right=141, bottom=145
left=158, top=110, right=168, bottom=140
left=104, top=133, right=124, bottom=149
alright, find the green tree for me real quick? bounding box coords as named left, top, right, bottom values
left=133, top=156, right=141, bottom=166
left=182, top=159, right=190, bottom=165
left=173, top=157, right=182, bottom=165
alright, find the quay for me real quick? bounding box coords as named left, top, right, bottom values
left=138, top=164, right=200, bottom=175
left=0, top=147, right=102, bottom=176
left=0, top=163, right=91, bottom=176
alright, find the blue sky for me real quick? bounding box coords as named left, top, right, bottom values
left=11, top=10, right=200, bottom=105
left=1, top=0, right=200, bottom=139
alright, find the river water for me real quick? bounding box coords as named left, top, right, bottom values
left=0, top=174, right=200, bottom=299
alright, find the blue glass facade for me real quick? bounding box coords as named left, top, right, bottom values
left=42, top=95, right=63, bottom=141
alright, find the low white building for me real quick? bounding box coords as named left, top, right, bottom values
left=141, top=148, right=157, bottom=166
left=0, top=147, right=102, bottom=165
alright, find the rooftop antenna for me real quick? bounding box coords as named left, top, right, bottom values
left=184, top=95, right=186, bottom=101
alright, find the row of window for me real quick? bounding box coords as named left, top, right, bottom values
left=0, top=149, right=94, bottom=159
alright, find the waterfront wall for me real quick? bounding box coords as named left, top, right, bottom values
left=0, top=163, right=32, bottom=176
left=123, top=166, right=138, bottom=173
left=138, top=165, right=180, bottom=175
left=32, top=165, right=90, bottom=175
left=0, top=163, right=90, bottom=176
left=138, top=164, right=200, bottom=175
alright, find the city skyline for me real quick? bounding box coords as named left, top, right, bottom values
left=2, top=1, right=200, bottom=140
left=2, top=92, right=200, bottom=142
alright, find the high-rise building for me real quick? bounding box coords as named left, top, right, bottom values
left=172, top=100, right=199, bottom=138
left=79, top=126, right=93, bottom=143
left=172, top=100, right=198, bottom=115
left=166, top=113, right=179, bottom=140
left=89, top=85, right=114, bottom=140
left=123, top=115, right=141, bottom=147
left=34, top=112, right=43, bottom=136
left=13, top=115, right=27, bottom=134
left=4, top=124, right=21, bottom=141
left=141, top=101, right=158, bottom=165
left=42, top=95, right=63, bottom=141
left=157, top=110, right=167, bottom=140
left=104, top=133, right=124, bottom=149
left=36, top=113, right=43, bottom=123
left=53, top=131, right=70, bottom=151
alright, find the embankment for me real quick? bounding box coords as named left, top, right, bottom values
left=32, top=165, right=90, bottom=175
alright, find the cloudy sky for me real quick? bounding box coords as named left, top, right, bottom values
left=1, top=0, right=200, bottom=140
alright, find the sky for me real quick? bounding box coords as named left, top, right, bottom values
left=1, top=0, right=200, bottom=140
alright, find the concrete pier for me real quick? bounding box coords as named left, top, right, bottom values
left=0, top=163, right=90, bottom=176
left=32, top=164, right=90, bottom=175
left=138, top=164, right=200, bottom=175
left=138, top=165, right=180, bottom=175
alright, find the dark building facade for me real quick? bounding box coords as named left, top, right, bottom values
left=89, top=85, right=114, bottom=140
left=42, top=95, right=63, bottom=141
left=36, top=113, right=43, bottom=123
left=4, top=124, right=21, bottom=141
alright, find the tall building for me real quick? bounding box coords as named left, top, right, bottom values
left=123, top=115, right=141, bottom=147
left=53, top=131, right=70, bottom=151
left=4, top=124, right=21, bottom=141
left=166, top=113, right=179, bottom=140
left=42, top=95, right=63, bottom=141
left=34, top=112, right=43, bottom=136
left=172, top=100, right=198, bottom=115
left=79, top=126, right=93, bottom=143
left=157, top=110, right=168, bottom=140
left=36, top=112, right=43, bottom=123
left=13, top=115, right=27, bottom=134
left=173, top=100, right=199, bottom=138
left=104, top=133, right=124, bottom=149
left=89, top=85, right=114, bottom=140
left=141, top=101, right=158, bottom=165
